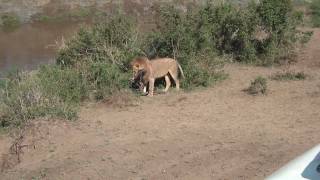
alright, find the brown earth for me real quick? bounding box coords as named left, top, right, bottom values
left=1, top=29, right=320, bottom=180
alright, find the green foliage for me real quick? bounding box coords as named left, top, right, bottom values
left=196, top=2, right=259, bottom=62
left=85, top=62, right=130, bottom=100
left=56, top=15, right=140, bottom=99
left=310, top=0, right=320, bottom=27
left=271, top=71, right=307, bottom=81
left=181, top=51, right=227, bottom=89
left=144, top=5, right=194, bottom=60
left=143, top=0, right=306, bottom=87
left=0, top=70, right=78, bottom=128
left=1, top=13, right=20, bottom=31
left=57, top=15, right=142, bottom=69
left=256, top=0, right=305, bottom=65
left=299, top=31, right=314, bottom=44
left=146, top=1, right=306, bottom=67
left=37, top=65, right=87, bottom=104
left=258, top=0, right=293, bottom=35
left=247, top=76, right=268, bottom=95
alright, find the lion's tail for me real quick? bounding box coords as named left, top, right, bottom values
left=178, top=63, right=185, bottom=79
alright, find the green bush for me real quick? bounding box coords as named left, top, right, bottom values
left=143, top=1, right=306, bottom=87
left=147, top=1, right=306, bottom=65
left=1, top=13, right=20, bottom=31
left=85, top=62, right=130, bottom=100
left=181, top=51, right=226, bottom=89
left=195, top=2, right=259, bottom=62
left=56, top=15, right=140, bottom=100
left=246, top=76, right=268, bottom=95
left=57, top=15, right=142, bottom=69
left=37, top=65, right=87, bottom=104
left=256, top=0, right=304, bottom=65
left=0, top=70, right=78, bottom=128
left=310, top=0, right=320, bottom=27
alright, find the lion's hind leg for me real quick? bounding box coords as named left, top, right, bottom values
left=169, top=70, right=180, bottom=91
left=147, top=78, right=155, bottom=97
left=164, top=75, right=171, bottom=93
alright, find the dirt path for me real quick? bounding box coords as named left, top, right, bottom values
left=1, top=29, right=320, bottom=180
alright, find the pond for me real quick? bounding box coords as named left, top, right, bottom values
left=0, top=21, right=90, bottom=75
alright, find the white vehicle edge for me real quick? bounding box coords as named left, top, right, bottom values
left=266, top=144, right=320, bottom=180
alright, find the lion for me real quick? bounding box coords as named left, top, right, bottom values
left=130, top=57, right=185, bottom=97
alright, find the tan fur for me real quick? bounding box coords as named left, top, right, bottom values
left=130, top=57, right=184, bottom=97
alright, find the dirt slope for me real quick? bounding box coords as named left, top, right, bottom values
left=1, top=29, right=320, bottom=180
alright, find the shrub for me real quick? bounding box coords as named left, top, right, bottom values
left=195, top=2, right=259, bottom=62
left=256, top=0, right=305, bottom=65
left=56, top=15, right=141, bottom=100
left=56, top=15, right=142, bottom=69
left=37, top=65, right=87, bottom=104
left=85, top=62, right=131, bottom=100
left=1, top=13, right=20, bottom=31
left=246, top=76, right=268, bottom=95
left=310, top=0, right=320, bottom=27
left=181, top=51, right=227, bottom=89
left=0, top=70, right=78, bottom=128
left=271, top=71, right=307, bottom=81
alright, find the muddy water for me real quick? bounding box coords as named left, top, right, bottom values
left=0, top=21, right=90, bottom=74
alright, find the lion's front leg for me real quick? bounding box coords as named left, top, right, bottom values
left=147, top=78, right=155, bottom=97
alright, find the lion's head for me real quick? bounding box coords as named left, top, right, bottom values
left=130, top=57, right=149, bottom=81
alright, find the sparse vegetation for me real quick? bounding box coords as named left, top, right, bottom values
left=1, top=13, right=21, bottom=31
left=0, top=70, right=78, bottom=128
left=310, top=0, right=320, bottom=27
left=246, top=77, right=268, bottom=95
left=299, top=31, right=314, bottom=44
left=271, top=71, right=307, bottom=81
